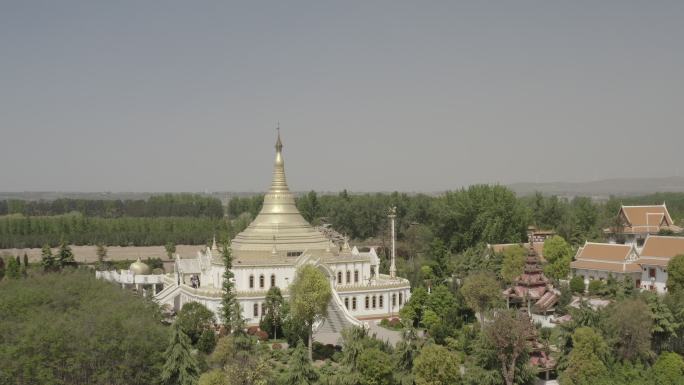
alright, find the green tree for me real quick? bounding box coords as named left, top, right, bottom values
left=96, top=243, right=107, bottom=269
left=23, top=253, right=28, bottom=268
left=260, top=286, right=285, bottom=339
left=607, top=298, right=653, bottom=362
left=570, top=275, right=584, bottom=294
left=5, top=256, right=21, bottom=279
left=57, top=242, right=75, bottom=269
left=165, top=242, right=177, bottom=259
left=176, top=302, right=215, bottom=347
left=667, top=254, right=684, bottom=294
left=651, top=352, right=684, bottom=385
left=282, top=341, right=319, bottom=385
left=220, top=243, right=240, bottom=333
left=41, top=244, right=56, bottom=272
left=427, top=238, right=451, bottom=280
left=0, top=270, right=168, bottom=385
left=160, top=322, right=200, bottom=385
left=483, top=309, right=533, bottom=385
left=357, top=347, right=394, bottom=385
left=413, top=344, right=462, bottom=385
left=0, top=257, right=5, bottom=280
left=559, top=327, right=609, bottom=385
left=500, top=245, right=525, bottom=283
left=543, top=236, right=573, bottom=281
left=461, top=272, right=501, bottom=322
left=400, top=287, right=429, bottom=327
left=289, top=264, right=332, bottom=361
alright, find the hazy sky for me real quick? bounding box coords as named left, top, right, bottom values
left=2, top=1, right=683, bottom=193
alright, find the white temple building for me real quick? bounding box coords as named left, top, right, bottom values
left=98, top=131, right=411, bottom=331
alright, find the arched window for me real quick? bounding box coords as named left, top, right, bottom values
left=352, top=297, right=357, bottom=310
left=253, top=303, right=258, bottom=317
left=372, top=295, right=377, bottom=308
left=259, top=274, right=265, bottom=288
left=249, top=275, right=254, bottom=289
left=399, top=293, right=403, bottom=305
left=392, top=294, right=397, bottom=307
left=337, top=271, right=342, bottom=284
left=346, top=271, right=351, bottom=283
left=354, top=270, right=359, bottom=283
left=379, top=295, right=383, bottom=308
left=271, top=274, right=276, bottom=287
left=365, top=296, right=369, bottom=309
left=344, top=297, right=349, bottom=309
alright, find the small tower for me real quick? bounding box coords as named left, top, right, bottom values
left=388, top=206, right=397, bottom=279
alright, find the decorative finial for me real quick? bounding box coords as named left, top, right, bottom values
left=275, top=123, right=283, bottom=153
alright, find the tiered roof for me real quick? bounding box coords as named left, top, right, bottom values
left=503, top=242, right=559, bottom=312
left=605, top=204, right=681, bottom=235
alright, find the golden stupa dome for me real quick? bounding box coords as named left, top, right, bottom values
left=129, top=257, right=150, bottom=275
left=230, top=129, right=333, bottom=258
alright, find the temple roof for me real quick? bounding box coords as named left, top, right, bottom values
left=230, top=130, right=333, bottom=258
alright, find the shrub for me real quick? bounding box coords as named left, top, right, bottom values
left=588, top=280, right=605, bottom=296
left=379, top=318, right=390, bottom=327
left=272, top=343, right=282, bottom=350
left=247, top=326, right=259, bottom=335
left=570, top=275, right=585, bottom=293
left=312, top=342, right=336, bottom=361
left=389, top=318, right=402, bottom=328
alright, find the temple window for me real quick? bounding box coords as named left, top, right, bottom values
left=271, top=274, right=276, bottom=287
left=398, top=293, right=403, bottom=305
left=354, top=270, right=359, bottom=283
left=337, top=272, right=342, bottom=284
left=352, top=297, right=357, bottom=310
left=253, top=303, right=258, bottom=317
left=346, top=271, right=351, bottom=283
left=249, top=275, right=254, bottom=289
left=259, top=274, right=265, bottom=288
left=370, top=266, right=375, bottom=277
left=344, top=298, right=349, bottom=309
left=379, top=295, right=383, bottom=308
left=365, top=296, right=369, bottom=309
left=392, top=294, right=396, bottom=306
left=261, top=303, right=265, bottom=317
left=372, top=295, right=376, bottom=308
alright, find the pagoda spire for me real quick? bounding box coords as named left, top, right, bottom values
left=270, top=125, right=289, bottom=193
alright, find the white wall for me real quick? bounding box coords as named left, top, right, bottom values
left=640, top=264, right=668, bottom=294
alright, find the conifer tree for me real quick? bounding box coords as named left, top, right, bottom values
left=96, top=243, right=107, bottom=269
left=0, top=257, right=5, bottom=280
left=160, top=322, right=200, bottom=385
left=220, top=242, right=241, bottom=333
left=23, top=253, right=28, bottom=268
left=57, top=242, right=75, bottom=269
left=6, top=256, right=21, bottom=279
left=41, top=244, right=55, bottom=272
left=282, top=340, right=318, bottom=385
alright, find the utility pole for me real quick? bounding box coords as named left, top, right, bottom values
left=388, top=206, right=397, bottom=279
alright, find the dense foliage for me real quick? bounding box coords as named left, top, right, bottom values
left=0, top=194, right=224, bottom=218
left=0, top=270, right=169, bottom=385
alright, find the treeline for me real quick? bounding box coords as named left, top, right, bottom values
left=2, top=188, right=683, bottom=252
left=0, top=214, right=232, bottom=249
left=0, top=194, right=224, bottom=218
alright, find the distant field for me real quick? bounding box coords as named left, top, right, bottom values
left=0, top=244, right=206, bottom=263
